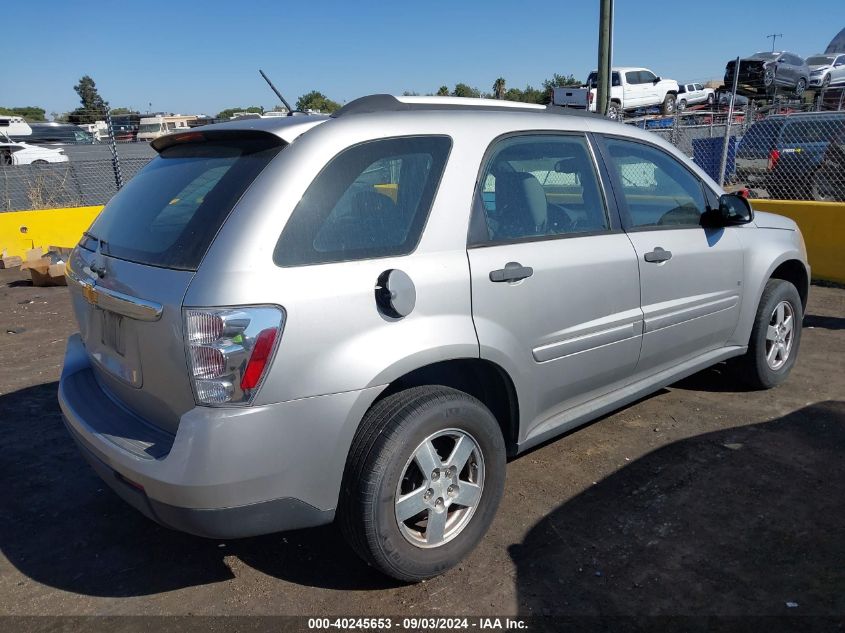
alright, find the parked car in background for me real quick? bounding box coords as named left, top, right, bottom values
left=9, top=122, right=96, bottom=145
left=137, top=115, right=198, bottom=142
left=60, top=95, right=808, bottom=582
left=0, top=117, right=69, bottom=164
left=725, top=52, right=810, bottom=97
left=79, top=121, right=110, bottom=142
left=717, top=92, right=750, bottom=110
left=677, top=83, right=715, bottom=109
left=809, top=123, right=845, bottom=201
left=552, top=67, right=679, bottom=119
left=736, top=111, right=845, bottom=199
left=806, top=53, right=845, bottom=90
left=110, top=114, right=143, bottom=142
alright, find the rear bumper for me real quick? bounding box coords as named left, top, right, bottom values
left=59, top=334, right=384, bottom=538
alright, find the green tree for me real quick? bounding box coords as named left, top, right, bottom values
left=295, top=91, right=341, bottom=114
left=217, top=105, right=265, bottom=119
left=452, top=83, right=480, bottom=98
left=0, top=106, right=47, bottom=121
left=504, top=87, right=525, bottom=102
left=436, top=86, right=450, bottom=96
left=68, top=75, right=109, bottom=124
left=520, top=84, right=546, bottom=104
left=492, top=77, right=506, bottom=100
left=109, top=107, right=133, bottom=115
left=542, top=73, right=581, bottom=90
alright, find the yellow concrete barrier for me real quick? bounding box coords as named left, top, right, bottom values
left=1, top=200, right=842, bottom=285
left=0, top=206, right=102, bottom=259
left=752, top=200, right=845, bottom=285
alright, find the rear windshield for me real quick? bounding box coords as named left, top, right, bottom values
left=82, top=135, right=283, bottom=270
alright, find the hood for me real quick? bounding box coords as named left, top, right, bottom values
left=752, top=210, right=798, bottom=231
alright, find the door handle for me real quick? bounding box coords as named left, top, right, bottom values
left=489, top=262, right=534, bottom=283
left=644, top=247, right=672, bottom=263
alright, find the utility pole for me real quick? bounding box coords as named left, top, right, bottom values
left=596, top=0, right=614, bottom=116
left=767, top=33, right=783, bottom=52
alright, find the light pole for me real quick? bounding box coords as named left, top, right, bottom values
left=596, top=0, right=614, bottom=116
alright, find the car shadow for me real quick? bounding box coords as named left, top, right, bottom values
left=510, top=400, right=845, bottom=616
left=804, top=313, right=845, bottom=331
left=0, top=382, right=396, bottom=597
left=668, top=362, right=751, bottom=393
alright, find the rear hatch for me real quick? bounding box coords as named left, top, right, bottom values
left=66, top=130, right=285, bottom=433
left=726, top=58, right=770, bottom=93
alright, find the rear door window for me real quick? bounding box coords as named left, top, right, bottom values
left=274, top=136, right=451, bottom=267
left=82, top=133, right=284, bottom=270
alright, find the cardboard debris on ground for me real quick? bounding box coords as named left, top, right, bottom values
left=25, top=247, right=44, bottom=262
left=21, top=251, right=67, bottom=287
left=0, top=256, right=23, bottom=270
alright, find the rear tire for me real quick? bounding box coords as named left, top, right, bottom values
left=340, top=386, right=506, bottom=582
left=811, top=161, right=845, bottom=202
left=678, top=99, right=687, bottom=111
left=795, top=78, right=807, bottom=98
left=606, top=101, right=621, bottom=120
left=733, top=279, right=802, bottom=390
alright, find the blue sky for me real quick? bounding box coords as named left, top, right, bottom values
left=5, top=1, right=844, bottom=117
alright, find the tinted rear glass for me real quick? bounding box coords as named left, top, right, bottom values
left=274, top=136, right=451, bottom=267
left=741, top=119, right=783, bottom=148
left=83, top=135, right=283, bottom=270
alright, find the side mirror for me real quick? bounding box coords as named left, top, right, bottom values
left=653, top=77, right=661, bottom=84
left=717, top=193, right=753, bottom=225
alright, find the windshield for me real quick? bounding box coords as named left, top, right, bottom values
left=807, top=56, right=834, bottom=65
left=82, top=136, right=284, bottom=270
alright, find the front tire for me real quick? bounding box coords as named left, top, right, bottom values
left=340, top=386, right=506, bottom=582
left=795, top=78, right=807, bottom=98
left=734, top=279, right=803, bottom=389
left=661, top=93, right=677, bottom=115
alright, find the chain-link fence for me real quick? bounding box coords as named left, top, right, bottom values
left=1, top=109, right=162, bottom=212
left=623, top=86, right=845, bottom=202
left=2, top=95, right=845, bottom=213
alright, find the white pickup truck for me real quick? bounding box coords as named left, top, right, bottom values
left=552, top=67, right=679, bottom=120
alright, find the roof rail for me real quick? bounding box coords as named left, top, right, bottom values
left=331, top=94, right=600, bottom=119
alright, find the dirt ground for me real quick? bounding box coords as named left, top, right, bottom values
left=0, top=267, right=843, bottom=620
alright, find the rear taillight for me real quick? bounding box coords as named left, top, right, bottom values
left=768, top=149, right=780, bottom=171
left=184, top=306, right=284, bottom=406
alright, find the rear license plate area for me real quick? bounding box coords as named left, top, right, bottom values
left=100, top=310, right=125, bottom=356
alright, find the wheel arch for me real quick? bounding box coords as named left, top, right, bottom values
left=371, top=358, right=520, bottom=457
left=769, top=258, right=809, bottom=311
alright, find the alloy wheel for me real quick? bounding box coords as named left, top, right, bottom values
left=765, top=300, right=795, bottom=370
left=394, top=429, right=485, bottom=548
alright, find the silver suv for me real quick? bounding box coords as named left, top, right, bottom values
left=59, top=95, right=809, bottom=581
